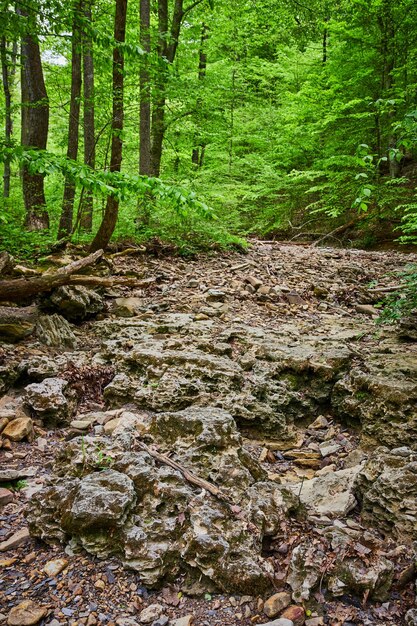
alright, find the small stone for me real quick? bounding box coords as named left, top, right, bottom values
left=152, top=618, right=169, bottom=626
left=44, top=558, right=68, bottom=577
left=305, top=618, right=324, bottom=626
left=405, top=608, right=417, bottom=626
left=2, top=417, right=34, bottom=442
left=86, top=615, right=97, bottom=626
left=104, top=418, right=121, bottom=435
left=263, top=592, right=291, bottom=618
left=280, top=606, right=305, bottom=626
left=319, top=442, right=341, bottom=457
left=170, top=617, right=194, bottom=626
left=206, top=289, right=226, bottom=302
left=308, top=416, right=329, bottom=430
left=70, top=420, right=93, bottom=430
left=0, top=488, right=14, bottom=506
left=7, top=600, right=48, bottom=626
left=246, top=276, right=263, bottom=289
left=94, top=580, right=106, bottom=590
left=257, top=285, right=272, bottom=295
left=139, top=606, right=163, bottom=625
left=0, top=527, right=30, bottom=552
left=24, top=552, right=36, bottom=564
left=36, top=438, right=48, bottom=452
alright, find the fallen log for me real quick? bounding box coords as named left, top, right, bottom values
left=0, top=250, right=103, bottom=302
left=0, top=305, right=39, bottom=341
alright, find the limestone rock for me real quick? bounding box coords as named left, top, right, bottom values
left=398, top=310, right=417, bottom=341
left=328, top=554, right=394, bottom=601
left=2, top=416, right=34, bottom=442
left=112, top=297, right=143, bottom=317
left=49, top=285, right=104, bottom=321
left=7, top=601, right=47, bottom=626
left=263, top=592, right=291, bottom=618
left=287, top=542, right=324, bottom=601
left=354, top=447, right=417, bottom=541
left=332, top=351, right=417, bottom=448
left=405, top=608, right=417, bottom=625
left=27, top=425, right=297, bottom=594
left=99, top=314, right=352, bottom=440
left=24, top=377, right=71, bottom=424
left=139, top=605, right=163, bottom=624
left=287, top=466, right=361, bottom=519
left=35, top=314, right=77, bottom=348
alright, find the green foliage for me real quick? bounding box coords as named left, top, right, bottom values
left=378, top=265, right=417, bottom=323
left=2, top=0, right=417, bottom=250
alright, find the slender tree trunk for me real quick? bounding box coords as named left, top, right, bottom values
left=139, top=0, right=151, bottom=176
left=1, top=37, right=13, bottom=198
left=90, top=0, right=127, bottom=252
left=80, top=0, right=95, bottom=231
left=380, top=0, right=399, bottom=178
left=58, top=0, right=82, bottom=239
left=19, top=10, right=50, bottom=230
left=192, top=23, right=207, bottom=168
left=137, top=0, right=151, bottom=224
left=228, top=67, right=236, bottom=171
left=150, top=0, right=169, bottom=177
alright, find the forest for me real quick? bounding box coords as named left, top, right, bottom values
left=3, top=2, right=417, bottom=626
left=1, top=0, right=417, bottom=254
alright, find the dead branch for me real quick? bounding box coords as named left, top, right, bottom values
left=68, top=275, right=156, bottom=289
left=134, top=440, right=259, bottom=533
left=311, top=217, right=360, bottom=247
left=368, top=284, right=408, bottom=294
left=0, top=250, right=104, bottom=302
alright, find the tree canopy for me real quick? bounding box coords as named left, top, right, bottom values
left=1, top=0, right=417, bottom=254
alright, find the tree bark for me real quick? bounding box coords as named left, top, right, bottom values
left=150, top=0, right=170, bottom=177
left=139, top=0, right=151, bottom=176
left=192, top=23, right=208, bottom=168
left=150, top=0, right=205, bottom=177
left=1, top=37, right=13, bottom=198
left=80, top=0, right=95, bottom=231
left=19, top=5, right=50, bottom=230
left=58, top=0, right=83, bottom=239
left=0, top=250, right=103, bottom=302
left=90, top=0, right=127, bottom=252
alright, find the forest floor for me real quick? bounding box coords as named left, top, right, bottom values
left=1, top=241, right=417, bottom=626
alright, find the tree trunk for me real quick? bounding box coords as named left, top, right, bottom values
left=150, top=0, right=169, bottom=177
left=1, top=37, right=13, bottom=198
left=139, top=0, right=151, bottom=176
left=58, top=1, right=82, bottom=239
left=90, top=0, right=127, bottom=252
left=80, top=0, right=95, bottom=231
left=19, top=6, right=50, bottom=230
left=192, top=23, right=208, bottom=168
